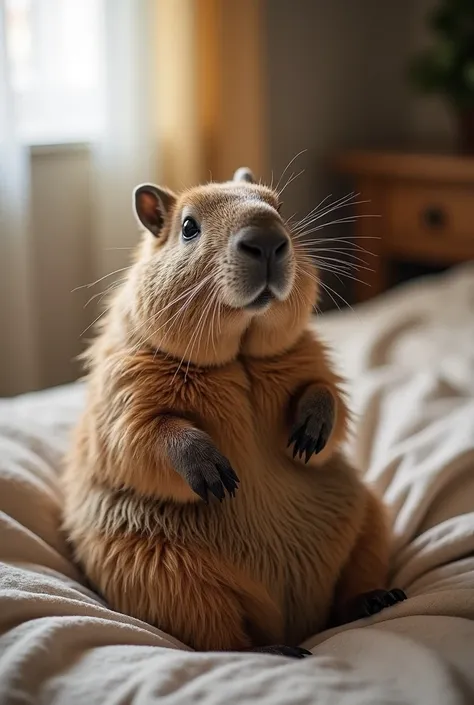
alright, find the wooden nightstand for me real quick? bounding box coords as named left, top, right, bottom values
left=333, top=151, right=474, bottom=302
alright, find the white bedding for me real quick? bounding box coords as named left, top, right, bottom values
left=1, top=263, right=474, bottom=704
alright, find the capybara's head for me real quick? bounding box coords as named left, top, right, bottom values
left=120, top=167, right=317, bottom=365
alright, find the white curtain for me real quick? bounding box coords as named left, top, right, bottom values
left=0, top=0, right=38, bottom=395
left=0, top=0, right=158, bottom=396
left=92, top=0, right=159, bottom=279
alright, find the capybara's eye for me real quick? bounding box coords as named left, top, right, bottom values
left=182, top=217, right=201, bottom=241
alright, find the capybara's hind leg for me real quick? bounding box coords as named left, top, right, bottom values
left=341, top=588, right=407, bottom=623
left=249, top=645, right=312, bottom=659
left=87, top=532, right=284, bottom=652
left=332, top=488, right=405, bottom=625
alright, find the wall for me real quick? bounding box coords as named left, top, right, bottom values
left=30, top=145, right=93, bottom=389
left=264, top=0, right=454, bottom=213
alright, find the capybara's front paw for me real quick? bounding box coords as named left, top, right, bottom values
left=168, top=429, right=239, bottom=503
left=288, top=385, right=335, bottom=463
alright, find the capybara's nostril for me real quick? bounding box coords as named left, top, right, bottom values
left=274, top=239, right=289, bottom=259
left=238, top=239, right=262, bottom=260
left=235, top=227, right=289, bottom=263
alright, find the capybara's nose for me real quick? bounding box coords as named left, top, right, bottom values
left=235, top=226, right=289, bottom=263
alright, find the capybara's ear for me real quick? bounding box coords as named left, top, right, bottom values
left=133, top=183, right=176, bottom=237
left=233, top=167, right=255, bottom=184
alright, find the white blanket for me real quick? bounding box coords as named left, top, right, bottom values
left=1, top=264, right=473, bottom=704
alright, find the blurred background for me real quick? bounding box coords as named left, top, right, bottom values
left=1, top=0, right=473, bottom=396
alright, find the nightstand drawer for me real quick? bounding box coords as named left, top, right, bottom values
left=386, top=184, right=474, bottom=261
left=334, top=149, right=474, bottom=302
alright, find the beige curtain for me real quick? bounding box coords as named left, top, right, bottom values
left=155, top=0, right=267, bottom=190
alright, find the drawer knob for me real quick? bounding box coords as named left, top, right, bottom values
left=422, top=206, right=446, bottom=230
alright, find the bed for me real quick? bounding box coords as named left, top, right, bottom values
left=1, top=263, right=473, bottom=705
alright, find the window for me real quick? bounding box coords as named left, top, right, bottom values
left=5, top=0, right=103, bottom=145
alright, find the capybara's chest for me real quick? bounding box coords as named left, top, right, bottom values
left=152, top=357, right=258, bottom=459
left=153, top=344, right=316, bottom=460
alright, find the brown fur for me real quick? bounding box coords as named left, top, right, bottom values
left=62, top=174, right=390, bottom=650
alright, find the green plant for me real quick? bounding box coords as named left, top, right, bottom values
left=409, top=0, right=474, bottom=107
